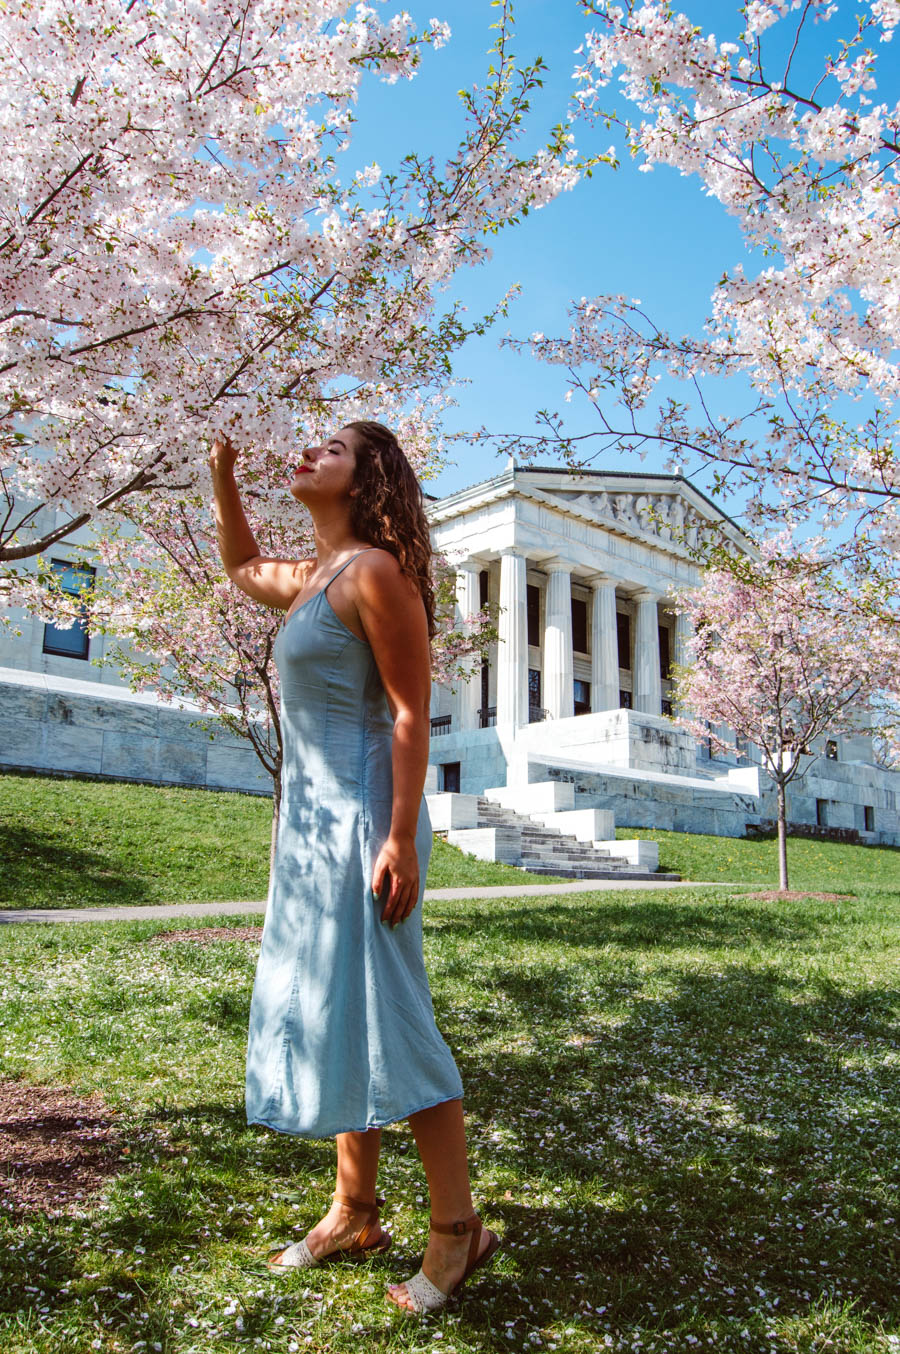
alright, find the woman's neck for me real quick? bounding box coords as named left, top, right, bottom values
left=308, top=503, right=368, bottom=567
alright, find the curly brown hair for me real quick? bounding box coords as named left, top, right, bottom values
left=345, top=420, right=436, bottom=638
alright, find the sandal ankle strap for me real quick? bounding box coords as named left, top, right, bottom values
left=430, top=1212, right=480, bottom=1237
left=333, top=1191, right=383, bottom=1214
left=332, top=1192, right=384, bottom=1252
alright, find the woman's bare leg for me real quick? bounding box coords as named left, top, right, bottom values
left=387, top=1099, right=493, bottom=1309
left=271, top=1128, right=385, bottom=1265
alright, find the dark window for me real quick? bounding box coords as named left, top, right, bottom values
left=480, top=659, right=489, bottom=710
left=658, top=624, right=671, bottom=679
left=816, top=798, right=828, bottom=827
left=479, top=569, right=489, bottom=608
left=574, top=679, right=591, bottom=716
left=661, top=698, right=673, bottom=717
left=616, top=613, right=631, bottom=670
left=526, top=585, right=540, bottom=646
left=825, top=739, right=838, bottom=761
left=571, top=597, right=588, bottom=654
left=619, top=689, right=632, bottom=709
left=528, top=667, right=541, bottom=708
left=42, top=560, right=95, bottom=659
left=441, top=762, right=461, bottom=793
left=864, top=805, right=875, bottom=832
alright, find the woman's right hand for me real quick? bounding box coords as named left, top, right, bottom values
left=209, top=431, right=240, bottom=476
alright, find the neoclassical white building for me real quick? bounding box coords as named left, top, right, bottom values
left=425, top=464, right=900, bottom=845
left=1, top=462, right=898, bottom=845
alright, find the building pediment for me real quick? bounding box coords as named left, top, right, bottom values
left=428, top=466, right=747, bottom=560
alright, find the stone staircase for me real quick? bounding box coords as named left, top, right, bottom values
left=428, top=789, right=680, bottom=882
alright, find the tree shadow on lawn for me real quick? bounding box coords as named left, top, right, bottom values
left=3, top=964, right=899, bottom=1347
left=452, top=961, right=900, bottom=1335
left=0, top=825, right=151, bottom=910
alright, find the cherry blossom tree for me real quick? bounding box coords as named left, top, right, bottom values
left=501, top=0, right=900, bottom=604
left=671, top=535, right=900, bottom=891
left=0, top=0, right=578, bottom=587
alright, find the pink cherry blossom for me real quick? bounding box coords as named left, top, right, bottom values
left=671, top=532, right=900, bottom=890
left=0, top=0, right=578, bottom=593
left=506, top=0, right=900, bottom=613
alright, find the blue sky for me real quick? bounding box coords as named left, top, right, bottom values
left=342, top=1, right=752, bottom=502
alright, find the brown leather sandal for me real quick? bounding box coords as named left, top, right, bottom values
left=387, top=1212, right=501, bottom=1313
left=267, top=1191, right=392, bottom=1272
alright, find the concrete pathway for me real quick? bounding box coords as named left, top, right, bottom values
left=0, top=879, right=730, bottom=925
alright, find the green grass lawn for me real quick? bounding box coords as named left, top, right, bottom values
left=615, top=826, right=900, bottom=894
left=2, top=771, right=898, bottom=910
left=1, top=886, right=899, bottom=1352
left=0, top=773, right=558, bottom=909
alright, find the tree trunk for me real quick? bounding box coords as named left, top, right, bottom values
left=270, top=766, right=282, bottom=873
left=776, top=778, right=789, bottom=892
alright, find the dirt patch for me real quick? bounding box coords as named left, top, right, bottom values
left=0, top=1080, right=127, bottom=1218
left=147, top=926, right=261, bottom=946
left=741, top=891, right=854, bottom=903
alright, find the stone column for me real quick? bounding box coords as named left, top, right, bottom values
left=497, top=549, right=528, bottom=728
left=590, top=575, right=619, bottom=712
left=673, top=610, right=692, bottom=670
left=454, top=560, right=482, bottom=731
left=633, top=590, right=662, bottom=715
left=543, top=559, right=574, bottom=720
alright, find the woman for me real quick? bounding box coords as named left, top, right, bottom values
left=209, top=421, right=499, bottom=1314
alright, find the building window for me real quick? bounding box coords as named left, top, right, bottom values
left=825, top=739, right=838, bottom=761
left=661, top=698, right=673, bottom=717
left=658, top=624, right=671, bottom=679
left=479, top=569, right=489, bottom=608
left=571, top=597, right=588, bottom=654
left=616, top=613, right=631, bottom=670
left=42, top=559, right=95, bottom=659
left=816, top=798, right=828, bottom=827
left=619, top=689, right=632, bottom=709
left=441, top=762, right=461, bottom=793
left=526, top=585, right=540, bottom=646
left=864, top=805, right=875, bottom=832
left=528, top=668, right=546, bottom=721
left=574, top=679, right=591, bottom=716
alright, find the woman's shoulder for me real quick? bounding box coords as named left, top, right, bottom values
left=354, top=547, right=420, bottom=605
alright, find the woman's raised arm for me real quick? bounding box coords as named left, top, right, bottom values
left=210, top=434, right=311, bottom=611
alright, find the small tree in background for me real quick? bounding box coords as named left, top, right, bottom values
left=672, top=537, right=899, bottom=892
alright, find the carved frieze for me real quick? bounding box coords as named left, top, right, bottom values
left=568, top=489, right=714, bottom=550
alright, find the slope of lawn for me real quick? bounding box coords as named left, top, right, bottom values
left=1, top=886, right=899, bottom=1352
left=3, top=771, right=897, bottom=910
left=0, top=772, right=561, bottom=909
left=616, top=825, right=900, bottom=894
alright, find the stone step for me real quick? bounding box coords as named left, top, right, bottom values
left=437, top=788, right=682, bottom=881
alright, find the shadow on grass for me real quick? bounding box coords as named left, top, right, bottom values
left=0, top=825, right=151, bottom=911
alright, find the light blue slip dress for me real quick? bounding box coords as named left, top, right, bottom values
left=245, top=550, right=463, bottom=1139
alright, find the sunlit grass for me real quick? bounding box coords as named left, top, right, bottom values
left=0, top=772, right=560, bottom=909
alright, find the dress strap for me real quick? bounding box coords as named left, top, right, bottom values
left=323, top=548, right=375, bottom=589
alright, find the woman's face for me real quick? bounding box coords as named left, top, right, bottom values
left=288, top=426, right=363, bottom=504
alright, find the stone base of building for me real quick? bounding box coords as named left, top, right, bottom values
left=429, top=708, right=900, bottom=846
left=0, top=668, right=272, bottom=795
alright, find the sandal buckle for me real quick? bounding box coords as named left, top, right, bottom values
left=451, top=1220, right=468, bottom=1236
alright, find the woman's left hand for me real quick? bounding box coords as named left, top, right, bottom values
left=372, top=834, right=420, bottom=928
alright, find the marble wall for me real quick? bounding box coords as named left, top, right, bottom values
left=0, top=669, right=272, bottom=795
